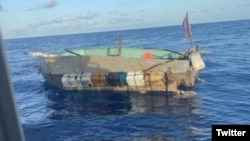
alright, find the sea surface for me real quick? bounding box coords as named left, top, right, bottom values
left=3, top=19, right=250, bottom=141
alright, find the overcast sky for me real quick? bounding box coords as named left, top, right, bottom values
left=1, top=0, right=250, bottom=39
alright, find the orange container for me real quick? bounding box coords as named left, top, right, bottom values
left=91, top=72, right=108, bottom=87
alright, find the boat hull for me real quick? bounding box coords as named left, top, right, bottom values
left=38, top=55, right=199, bottom=93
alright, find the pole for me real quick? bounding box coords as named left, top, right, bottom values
left=0, top=32, right=25, bottom=141
left=190, top=37, right=193, bottom=47
left=118, top=36, right=122, bottom=57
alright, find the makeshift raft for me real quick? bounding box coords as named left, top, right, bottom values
left=27, top=44, right=205, bottom=94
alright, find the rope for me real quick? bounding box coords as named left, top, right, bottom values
left=164, top=72, right=168, bottom=93
left=65, top=49, right=82, bottom=56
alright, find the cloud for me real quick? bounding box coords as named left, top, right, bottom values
left=28, top=21, right=50, bottom=28
left=200, top=8, right=212, bottom=13
left=119, top=13, right=128, bottom=17
left=43, top=0, right=57, bottom=8
left=78, top=12, right=99, bottom=20
left=107, top=11, right=130, bottom=24
left=0, top=4, right=6, bottom=12
left=236, top=3, right=250, bottom=8
left=5, top=11, right=100, bottom=38
left=77, top=12, right=99, bottom=27
left=134, top=14, right=148, bottom=22
left=86, top=21, right=98, bottom=27
left=24, top=12, right=99, bottom=30
left=24, top=15, right=76, bottom=30
left=51, top=15, right=76, bottom=23
left=27, top=0, right=57, bottom=11
left=108, top=11, right=148, bottom=25
left=109, top=17, right=133, bottom=24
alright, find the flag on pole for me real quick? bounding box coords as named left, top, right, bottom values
left=182, top=11, right=192, bottom=39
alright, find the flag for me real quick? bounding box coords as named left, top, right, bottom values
left=182, top=11, right=192, bottom=39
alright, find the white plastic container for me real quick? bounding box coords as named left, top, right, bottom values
left=190, top=52, right=205, bottom=71
left=68, top=73, right=77, bottom=87
left=76, top=73, right=83, bottom=87
left=126, top=71, right=145, bottom=86
left=80, top=72, right=93, bottom=87
left=62, top=74, right=71, bottom=88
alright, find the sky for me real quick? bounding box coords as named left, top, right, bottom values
left=0, top=0, right=250, bottom=39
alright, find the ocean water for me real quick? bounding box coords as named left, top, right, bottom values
left=3, top=19, right=250, bottom=141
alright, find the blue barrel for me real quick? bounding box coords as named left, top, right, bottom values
left=106, top=72, right=127, bottom=86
